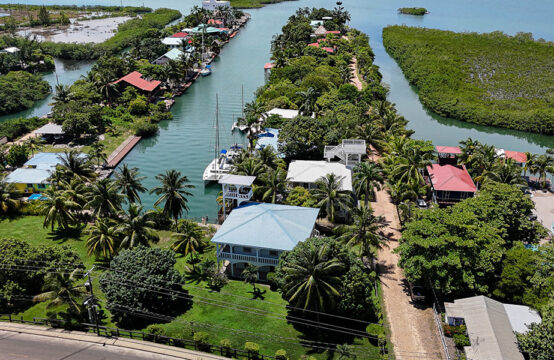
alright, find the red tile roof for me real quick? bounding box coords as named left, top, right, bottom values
left=435, top=146, right=462, bottom=154
left=504, top=150, right=527, bottom=163
left=114, top=71, right=161, bottom=92
left=308, top=43, right=319, bottom=47
left=326, top=30, right=341, bottom=34
left=427, top=164, right=477, bottom=192
left=264, top=62, right=274, bottom=69
left=322, top=47, right=334, bottom=53
left=171, top=32, right=189, bottom=38
left=208, top=19, right=223, bottom=25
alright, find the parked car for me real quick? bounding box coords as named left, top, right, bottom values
left=416, top=199, right=428, bottom=209
left=409, top=282, right=426, bottom=302
left=528, top=209, right=538, bottom=221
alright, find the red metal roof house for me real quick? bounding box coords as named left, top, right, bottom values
left=113, top=71, right=161, bottom=95
left=503, top=150, right=527, bottom=164
left=426, top=164, right=477, bottom=205
left=436, top=145, right=462, bottom=165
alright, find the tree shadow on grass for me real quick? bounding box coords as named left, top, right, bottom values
left=46, top=225, right=85, bottom=243
left=247, top=287, right=267, bottom=300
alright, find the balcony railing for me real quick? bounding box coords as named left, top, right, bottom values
left=222, top=190, right=252, bottom=200
left=217, top=251, right=279, bottom=266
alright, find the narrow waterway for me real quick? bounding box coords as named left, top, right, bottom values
left=13, top=0, right=554, bottom=219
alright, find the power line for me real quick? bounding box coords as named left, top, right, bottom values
left=2, top=258, right=384, bottom=327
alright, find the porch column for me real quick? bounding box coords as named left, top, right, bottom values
left=216, top=243, right=220, bottom=270
left=256, top=248, right=259, bottom=264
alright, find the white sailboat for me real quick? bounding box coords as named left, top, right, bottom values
left=200, top=25, right=212, bottom=77
left=203, top=96, right=243, bottom=183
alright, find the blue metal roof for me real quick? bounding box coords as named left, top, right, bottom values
left=4, top=168, right=52, bottom=184
left=24, top=152, right=64, bottom=167
left=211, top=203, right=319, bottom=251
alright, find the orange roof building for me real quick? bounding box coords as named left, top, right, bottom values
left=113, top=71, right=161, bottom=93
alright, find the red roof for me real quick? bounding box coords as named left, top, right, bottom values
left=435, top=146, right=462, bottom=154
left=208, top=19, right=223, bottom=25
left=504, top=150, right=527, bottom=163
left=427, top=164, right=477, bottom=192
left=264, top=62, right=274, bottom=69
left=308, top=43, right=319, bottom=47
left=114, top=71, right=161, bottom=92
left=322, top=47, right=334, bottom=53
left=326, top=30, right=341, bottom=34
left=171, top=32, right=189, bottom=38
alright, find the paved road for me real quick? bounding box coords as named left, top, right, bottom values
left=0, top=330, right=181, bottom=360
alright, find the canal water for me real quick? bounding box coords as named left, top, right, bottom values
left=10, top=0, right=554, bottom=219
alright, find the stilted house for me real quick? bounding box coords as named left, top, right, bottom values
left=113, top=71, right=161, bottom=98
left=426, top=164, right=477, bottom=205
left=212, top=202, right=319, bottom=280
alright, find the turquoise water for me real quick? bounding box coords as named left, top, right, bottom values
left=12, top=0, right=554, bottom=219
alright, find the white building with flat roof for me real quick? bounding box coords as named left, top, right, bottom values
left=287, top=160, right=352, bottom=192
left=202, top=0, right=230, bottom=11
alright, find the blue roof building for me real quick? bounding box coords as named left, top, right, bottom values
left=211, top=203, right=319, bottom=278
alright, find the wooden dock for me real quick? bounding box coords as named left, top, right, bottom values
left=106, top=135, right=141, bottom=168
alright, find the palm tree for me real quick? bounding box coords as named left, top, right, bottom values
left=0, top=180, right=19, bottom=214
left=26, top=136, right=43, bottom=155
left=150, top=170, right=195, bottom=225
left=116, top=203, right=159, bottom=249
left=87, top=142, right=107, bottom=167
left=172, top=219, right=205, bottom=262
left=296, top=87, right=319, bottom=116
left=93, top=72, right=119, bottom=104
left=256, top=144, right=282, bottom=170
left=530, top=154, right=554, bottom=189
left=59, top=178, right=88, bottom=211
left=56, top=150, right=94, bottom=181
left=233, top=157, right=264, bottom=178
left=40, top=187, right=79, bottom=230
left=86, top=218, right=118, bottom=258
left=52, top=84, right=71, bottom=104
left=459, top=137, right=481, bottom=164
left=283, top=243, right=342, bottom=313
left=335, top=206, right=387, bottom=262
left=392, top=145, right=434, bottom=185
left=242, top=264, right=259, bottom=292
left=354, top=122, right=384, bottom=156
left=483, top=159, right=526, bottom=186
left=261, top=168, right=288, bottom=204
left=33, top=268, right=86, bottom=314
left=114, top=164, right=146, bottom=204
left=86, top=178, right=123, bottom=219
left=312, top=173, right=352, bottom=223
left=523, top=152, right=537, bottom=177
left=353, top=162, right=384, bottom=207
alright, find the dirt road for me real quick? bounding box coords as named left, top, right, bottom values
left=350, top=57, right=363, bottom=91
left=373, top=185, right=444, bottom=360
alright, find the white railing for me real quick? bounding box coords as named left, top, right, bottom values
left=223, top=190, right=252, bottom=200
left=341, top=139, right=366, bottom=153
left=433, top=302, right=452, bottom=360
left=217, top=251, right=279, bottom=266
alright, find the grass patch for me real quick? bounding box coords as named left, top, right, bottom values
left=382, top=26, right=554, bottom=134
left=0, top=216, right=381, bottom=359
left=230, top=0, right=292, bottom=9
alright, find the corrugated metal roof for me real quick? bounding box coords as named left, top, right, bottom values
left=287, top=160, right=353, bottom=192
left=163, top=48, right=185, bottom=60
left=435, top=145, right=462, bottom=154
left=211, top=203, right=319, bottom=250
left=427, top=164, right=476, bottom=192
left=264, top=108, right=299, bottom=119
left=24, top=152, right=63, bottom=167
left=113, top=71, right=161, bottom=92
left=444, top=296, right=541, bottom=360
left=4, top=168, right=52, bottom=184
left=33, top=123, right=64, bottom=135
left=219, top=175, right=256, bottom=186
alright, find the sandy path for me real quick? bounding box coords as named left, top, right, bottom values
left=370, top=154, right=444, bottom=359
left=350, top=57, right=363, bottom=91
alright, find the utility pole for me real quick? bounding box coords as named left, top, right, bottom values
left=83, top=266, right=100, bottom=336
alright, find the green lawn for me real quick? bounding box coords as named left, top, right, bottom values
left=230, top=0, right=291, bottom=9
left=0, top=216, right=381, bottom=359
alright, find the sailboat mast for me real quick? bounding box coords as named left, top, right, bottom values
left=241, top=84, right=244, bottom=118
left=214, top=94, right=219, bottom=168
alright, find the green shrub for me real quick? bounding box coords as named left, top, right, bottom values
left=244, top=341, right=260, bottom=359
left=128, top=97, right=148, bottom=115
left=453, top=333, right=470, bottom=347
left=275, top=349, right=289, bottom=360
left=0, top=72, right=51, bottom=115
left=194, top=331, right=210, bottom=351
left=7, top=144, right=29, bottom=167
left=145, top=324, right=167, bottom=342
left=0, top=117, right=48, bottom=141
left=133, top=120, right=158, bottom=137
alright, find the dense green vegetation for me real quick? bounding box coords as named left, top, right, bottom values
left=0, top=71, right=51, bottom=115
left=398, top=7, right=427, bottom=15
left=229, top=0, right=292, bottom=9
left=38, top=8, right=181, bottom=60
left=382, top=26, right=554, bottom=134
left=0, top=117, right=47, bottom=141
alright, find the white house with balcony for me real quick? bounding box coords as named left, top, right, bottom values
left=287, top=160, right=353, bottom=192
left=211, top=203, right=320, bottom=280
left=324, top=139, right=366, bottom=166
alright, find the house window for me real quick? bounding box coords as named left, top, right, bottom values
left=269, top=250, right=278, bottom=257
left=243, top=247, right=252, bottom=253
left=27, top=184, right=34, bottom=188
left=37, top=184, right=46, bottom=189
